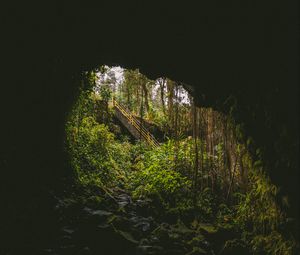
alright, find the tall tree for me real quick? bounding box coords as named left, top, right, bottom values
left=192, top=100, right=199, bottom=197
left=166, top=79, right=174, bottom=135
left=158, top=77, right=166, bottom=114
left=141, top=80, right=150, bottom=113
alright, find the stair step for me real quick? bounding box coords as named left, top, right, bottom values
left=112, top=98, right=159, bottom=147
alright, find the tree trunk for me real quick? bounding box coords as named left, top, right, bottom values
left=167, top=79, right=174, bottom=135
left=159, top=78, right=166, bottom=114
left=141, top=82, right=150, bottom=113
left=174, top=85, right=180, bottom=166
left=226, top=152, right=238, bottom=201
left=193, top=101, right=199, bottom=199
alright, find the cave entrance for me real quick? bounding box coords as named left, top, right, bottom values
left=67, top=65, right=250, bottom=198
left=62, top=65, right=295, bottom=255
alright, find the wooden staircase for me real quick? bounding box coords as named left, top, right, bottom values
left=112, top=98, right=160, bottom=148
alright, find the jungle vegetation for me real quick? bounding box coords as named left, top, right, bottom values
left=63, top=66, right=298, bottom=255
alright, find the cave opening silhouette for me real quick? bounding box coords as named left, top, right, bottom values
left=1, top=1, right=298, bottom=254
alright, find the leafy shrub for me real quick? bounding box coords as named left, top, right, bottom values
left=235, top=167, right=282, bottom=234
left=128, top=141, right=192, bottom=204
left=232, top=166, right=297, bottom=254
left=250, top=231, right=297, bottom=255
left=193, top=187, right=218, bottom=222
left=67, top=116, right=113, bottom=171
left=67, top=114, right=132, bottom=189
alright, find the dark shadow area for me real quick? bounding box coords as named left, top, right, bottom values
left=1, top=1, right=299, bottom=254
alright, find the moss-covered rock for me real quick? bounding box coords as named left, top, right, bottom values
left=220, top=238, right=250, bottom=255
left=185, top=246, right=208, bottom=255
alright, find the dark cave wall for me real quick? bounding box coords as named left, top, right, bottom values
left=1, top=1, right=298, bottom=244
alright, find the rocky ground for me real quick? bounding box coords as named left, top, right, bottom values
left=34, top=188, right=249, bottom=255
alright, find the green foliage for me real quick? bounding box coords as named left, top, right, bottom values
left=128, top=140, right=192, bottom=203
left=67, top=115, right=121, bottom=185
left=250, top=231, right=297, bottom=255
left=194, top=188, right=217, bottom=221
left=230, top=164, right=298, bottom=254
left=66, top=74, right=132, bottom=190
left=99, top=84, right=112, bottom=102
left=235, top=167, right=282, bottom=234
left=64, top=68, right=297, bottom=255
left=127, top=138, right=228, bottom=222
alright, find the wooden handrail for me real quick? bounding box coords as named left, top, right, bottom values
left=112, top=98, right=160, bottom=147
left=114, top=100, right=159, bottom=147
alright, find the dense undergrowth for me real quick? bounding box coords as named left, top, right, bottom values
left=64, top=71, right=298, bottom=255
